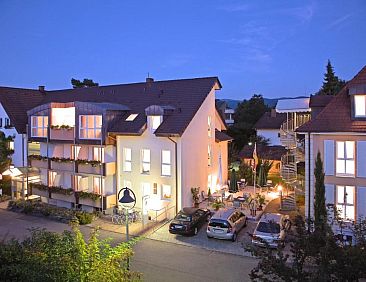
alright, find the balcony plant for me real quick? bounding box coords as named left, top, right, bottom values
left=211, top=199, right=225, bottom=211
left=28, top=154, right=48, bottom=161
left=76, top=159, right=102, bottom=167
left=191, top=187, right=200, bottom=208
left=50, top=157, right=74, bottom=163
left=76, top=191, right=101, bottom=201
left=255, top=193, right=266, bottom=211
left=50, top=125, right=73, bottom=130
left=49, top=186, right=74, bottom=196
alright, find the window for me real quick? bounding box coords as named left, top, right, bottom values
left=0, top=118, right=2, bottom=127
left=52, top=107, right=75, bottom=126
left=336, top=185, right=355, bottom=220
left=31, top=116, right=48, bottom=137
left=126, top=114, right=138, bottom=121
left=141, top=182, right=151, bottom=196
left=153, top=183, right=158, bottom=194
left=208, top=145, right=212, bottom=166
left=162, top=185, right=171, bottom=199
left=93, top=176, right=104, bottom=195
left=71, top=145, right=81, bottom=160
left=336, top=141, right=355, bottom=176
left=49, top=171, right=57, bottom=186
left=5, top=118, right=10, bottom=127
left=123, top=148, right=132, bottom=172
left=141, top=149, right=150, bottom=174
left=93, top=146, right=105, bottom=162
left=354, top=95, right=366, bottom=117
left=149, top=115, right=162, bottom=132
left=8, top=141, right=14, bottom=150
left=79, top=115, right=102, bottom=139
left=161, top=150, right=171, bottom=176
left=208, top=116, right=212, bottom=137
left=72, top=175, right=82, bottom=191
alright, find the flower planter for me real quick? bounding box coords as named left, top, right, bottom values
left=51, top=160, right=74, bottom=172
left=30, top=159, right=49, bottom=169
left=50, top=127, right=75, bottom=141
left=79, top=197, right=102, bottom=208
left=52, top=192, right=75, bottom=202
left=77, top=163, right=104, bottom=175
left=32, top=187, right=50, bottom=198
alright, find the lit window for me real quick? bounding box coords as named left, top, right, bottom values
left=93, top=176, right=104, bottom=195
left=142, top=182, right=151, bottom=196
left=336, top=141, right=355, bottom=176
left=123, top=148, right=132, bottom=172
left=149, top=116, right=162, bottom=132
left=71, top=145, right=81, bottom=160
left=355, top=95, right=366, bottom=117
left=161, top=150, right=171, bottom=176
left=79, top=115, right=102, bottom=139
left=208, top=145, right=212, bottom=166
left=72, top=175, right=82, bottom=191
left=31, top=116, right=48, bottom=137
left=126, top=114, right=138, bottom=121
left=49, top=171, right=57, bottom=186
left=208, top=116, right=212, bottom=137
left=162, top=184, right=171, bottom=200
left=93, top=147, right=105, bottom=162
left=9, top=141, right=14, bottom=150
left=141, top=149, right=150, bottom=174
left=336, top=185, right=355, bottom=221
left=51, top=107, right=75, bottom=126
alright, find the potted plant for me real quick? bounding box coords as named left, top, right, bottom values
left=191, top=187, right=200, bottom=208
left=256, top=193, right=266, bottom=211
left=211, top=199, right=225, bottom=211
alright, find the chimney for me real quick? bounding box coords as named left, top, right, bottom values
left=270, top=108, right=277, bottom=117
left=38, top=85, right=45, bottom=92
left=146, top=77, right=154, bottom=83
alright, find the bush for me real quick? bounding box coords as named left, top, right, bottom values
left=75, top=211, right=94, bottom=225
left=23, top=202, right=34, bottom=214
left=0, top=179, right=11, bottom=196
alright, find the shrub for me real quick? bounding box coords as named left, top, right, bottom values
left=23, top=202, right=34, bottom=214
left=75, top=211, right=94, bottom=225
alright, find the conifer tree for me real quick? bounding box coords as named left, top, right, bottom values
left=318, top=60, right=346, bottom=95
left=314, top=151, right=327, bottom=233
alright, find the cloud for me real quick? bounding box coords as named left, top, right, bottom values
left=326, top=14, right=352, bottom=30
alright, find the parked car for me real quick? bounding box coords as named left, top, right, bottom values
left=169, top=207, right=211, bottom=236
left=252, top=213, right=291, bottom=248
left=206, top=207, right=247, bottom=242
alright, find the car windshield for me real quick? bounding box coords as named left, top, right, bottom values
left=256, top=221, right=280, bottom=234
left=176, top=212, right=191, bottom=222
left=209, top=219, right=230, bottom=228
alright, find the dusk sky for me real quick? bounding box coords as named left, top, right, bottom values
left=1, top=0, right=365, bottom=100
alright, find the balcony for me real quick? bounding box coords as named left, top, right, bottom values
left=32, top=186, right=50, bottom=198
left=77, top=161, right=105, bottom=175
left=50, top=126, right=75, bottom=141
left=77, top=193, right=116, bottom=209
left=52, top=191, right=75, bottom=202
left=29, top=158, right=49, bottom=169
left=50, top=158, right=74, bottom=172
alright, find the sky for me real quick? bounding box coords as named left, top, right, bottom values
left=0, top=0, right=365, bottom=100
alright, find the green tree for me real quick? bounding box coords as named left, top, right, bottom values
left=71, top=78, right=99, bottom=88
left=317, top=60, right=346, bottom=95
left=0, top=131, right=14, bottom=173
left=0, top=226, right=141, bottom=281
left=227, top=94, right=269, bottom=152
left=314, top=151, right=327, bottom=234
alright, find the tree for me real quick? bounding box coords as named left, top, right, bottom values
left=314, top=151, right=327, bottom=234
left=317, top=60, right=346, bottom=96
left=71, top=78, right=99, bottom=88
left=227, top=94, right=269, bottom=153
left=0, top=225, right=141, bottom=281
left=0, top=131, right=14, bottom=173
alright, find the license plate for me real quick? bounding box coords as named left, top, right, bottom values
left=213, top=228, right=224, bottom=233
left=174, top=225, right=183, bottom=229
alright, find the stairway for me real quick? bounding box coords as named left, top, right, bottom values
left=281, top=194, right=296, bottom=211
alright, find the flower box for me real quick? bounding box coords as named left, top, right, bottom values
left=52, top=192, right=75, bottom=202
left=51, top=160, right=74, bottom=172
left=32, top=187, right=50, bottom=198
left=30, top=159, right=49, bottom=169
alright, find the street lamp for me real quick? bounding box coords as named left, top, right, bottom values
left=118, top=187, right=136, bottom=241
left=277, top=185, right=283, bottom=210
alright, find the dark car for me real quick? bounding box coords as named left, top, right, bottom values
left=169, top=207, right=211, bottom=236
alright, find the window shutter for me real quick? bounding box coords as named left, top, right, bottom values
left=357, top=141, right=366, bottom=178
left=325, top=184, right=335, bottom=221
left=324, top=140, right=335, bottom=176
left=357, top=187, right=366, bottom=219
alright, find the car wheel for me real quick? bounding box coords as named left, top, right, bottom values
left=231, top=232, right=237, bottom=242
left=194, top=227, right=198, bottom=235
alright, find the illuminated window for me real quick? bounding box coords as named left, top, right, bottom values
left=149, top=115, right=162, bottom=132
left=71, top=145, right=81, bottom=160
left=141, top=182, right=151, bottom=196
left=93, top=146, right=105, bottom=162
left=48, top=171, right=57, bottom=186
left=51, top=107, right=75, bottom=126
left=141, top=149, right=150, bottom=174
left=9, top=141, right=14, bottom=150
left=208, top=145, right=212, bottom=167
left=72, top=175, right=82, bottom=191
left=93, top=176, right=104, bottom=195
left=208, top=116, right=212, bottom=137
left=126, top=114, right=138, bottom=121
left=354, top=95, right=366, bottom=117
left=31, top=116, right=48, bottom=137
left=161, top=150, right=171, bottom=176
left=336, top=141, right=355, bottom=176
left=336, top=185, right=355, bottom=221
left=79, top=115, right=102, bottom=139
left=162, top=185, right=171, bottom=200
left=123, top=148, right=132, bottom=172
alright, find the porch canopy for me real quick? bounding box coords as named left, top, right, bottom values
left=276, top=97, right=310, bottom=113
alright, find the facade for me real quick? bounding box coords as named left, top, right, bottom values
left=254, top=109, right=286, bottom=146
left=0, top=77, right=230, bottom=216
left=298, top=66, right=366, bottom=230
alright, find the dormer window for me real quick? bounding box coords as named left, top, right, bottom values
left=149, top=115, right=162, bottom=132
left=126, top=114, right=138, bottom=121
left=354, top=95, right=366, bottom=117
left=79, top=115, right=102, bottom=139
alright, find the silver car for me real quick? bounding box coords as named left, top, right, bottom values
left=252, top=213, right=291, bottom=248
left=206, top=208, right=247, bottom=242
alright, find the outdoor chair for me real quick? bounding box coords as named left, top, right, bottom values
left=225, top=194, right=234, bottom=206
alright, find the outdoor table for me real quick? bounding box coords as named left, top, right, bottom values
left=233, top=196, right=246, bottom=208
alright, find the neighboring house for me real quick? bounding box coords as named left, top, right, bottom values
left=309, top=94, right=334, bottom=119
left=239, top=144, right=287, bottom=175
left=254, top=109, right=286, bottom=146
left=0, top=77, right=230, bottom=215
left=216, top=100, right=234, bottom=126
left=297, top=66, right=366, bottom=235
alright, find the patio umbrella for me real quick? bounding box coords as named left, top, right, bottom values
left=218, top=152, right=223, bottom=189
left=257, top=164, right=267, bottom=187
left=229, top=169, right=238, bottom=193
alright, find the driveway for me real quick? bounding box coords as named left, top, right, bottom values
left=147, top=220, right=257, bottom=257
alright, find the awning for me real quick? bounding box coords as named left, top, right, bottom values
left=276, top=98, right=310, bottom=113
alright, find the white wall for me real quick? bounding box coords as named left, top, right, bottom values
left=0, top=103, right=27, bottom=167
left=257, top=129, right=281, bottom=145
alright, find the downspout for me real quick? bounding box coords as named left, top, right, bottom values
left=108, top=134, right=118, bottom=206
left=168, top=137, right=178, bottom=215
left=307, top=131, right=311, bottom=232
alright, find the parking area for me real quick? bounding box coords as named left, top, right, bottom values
left=147, top=219, right=257, bottom=256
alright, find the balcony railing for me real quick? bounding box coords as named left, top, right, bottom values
left=50, top=158, right=74, bottom=172
left=50, top=126, right=75, bottom=141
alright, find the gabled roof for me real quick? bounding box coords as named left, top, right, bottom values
left=309, top=94, right=334, bottom=107
left=297, top=66, right=366, bottom=133
left=254, top=111, right=287, bottom=130
left=215, top=129, right=232, bottom=142
left=239, top=144, right=286, bottom=161
left=0, top=77, right=221, bottom=135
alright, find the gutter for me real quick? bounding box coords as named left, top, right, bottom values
left=168, top=137, right=178, bottom=215
left=308, top=131, right=311, bottom=232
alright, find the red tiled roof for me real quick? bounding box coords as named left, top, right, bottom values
left=297, top=66, right=366, bottom=133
